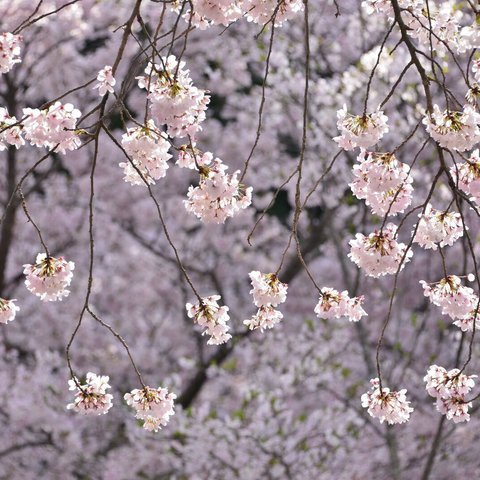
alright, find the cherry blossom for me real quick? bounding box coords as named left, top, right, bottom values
left=424, top=365, right=476, bottom=399
left=0, top=298, right=19, bottom=324
left=350, top=151, right=413, bottom=216
left=423, top=105, right=480, bottom=151
left=119, top=120, right=172, bottom=186
left=0, top=107, right=24, bottom=150
left=23, top=253, right=75, bottom=302
left=0, top=32, right=22, bottom=74
left=243, top=305, right=283, bottom=332
left=334, top=105, right=389, bottom=151
left=93, top=65, right=116, bottom=97
left=348, top=223, right=413, bottom=277
left=248, top=271, right=288, bottom=308
left=22, top=102, right=81, bottom=154
left=124, top=386, right=176, bottom=432
left=450, top=149, right=480, bottom=204
left=67, top=372, right=113, bottom=416
left=413, top=204, right=463, bottom=250
left=186, top=295, right=232, bottom=345
left=314, top=287, right=367, bottom=322
left=137, top=56, right=210, bottom=138
left=436, top=396, right=472, bottom=423
left=184, top=157, right=252, bottom=223
left=420, top=275, right=479, bottom=320
left=361, top=378, right=413, bottom=425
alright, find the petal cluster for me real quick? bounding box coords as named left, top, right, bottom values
left=186, top=295, right=232, bottom=345
left=423, top=105, right=480, bottom=151
left=184, top=158, right=252, bottom=223
left=124, top=386, right=176, bottom=432
left=0, top=298, right=19, bottom=324
left=424, top=365, right=476, bottom=423
left=413, top=204, right=463, bottom=250
left=314, top=287, right=367, bottom=322
left=137, top=56, right=209, bottom=138
left=348, top=223, right=413, bottom=277
left=350, top=151, right=413, bottom=216
left=0, top=32, right=22, bottom=74
left=361, top=378, right=413, bottom=425
left=119, top=120, right=172, bottom=186
left=334, top=105, right=389, bottom=151
left=244, top=272, right=288, bottom=332
left=22, top=102, right=82, bottom=154
left=94, top=65, right=116, bottom=97
left=23, top=253, right=75, bottom=302
left=67, top=372, right=113, bottom=416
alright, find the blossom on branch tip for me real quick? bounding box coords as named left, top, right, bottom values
left=0, top=32, right=22, bottom=74
left=361, top=378, right=413, bottom=425
left=93, top=65, right=116, bottom=96
left=423, top=105, right=480, bottom=151
left=333, top=105, right=388, bottom=151
left=244, top=305, right=283, bottom=332
left=413, top=204, right=463, bottom=250
left=0, top=298, right=19, bottom=324
left=67, top=372, right=113, bottom=416
left=350, top=151, right=413, bottom=216
left=124, top=386, right=176, bottom=432
left=22, top=102, right=82, bottom=154
left=186, top=295, right=232, bottom=345
left=119, top=120, right=172, bottom=186
left=314, top=287, right=367, bottom=322
left=23, top=253, right=75, bottom=302
left=249, top=271, right=288, bottom=308
left=348, top=223, right=412, bottom=277
left=184, top=158, right=252, bottom=223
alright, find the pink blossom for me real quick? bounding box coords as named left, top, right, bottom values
left=186, top=295, right=232, bottom=345
left=0, top=32, right=22, bottom=74
left=67, top=372, right=113, bottom=416
left=23, top=253, right=75, bottom=302
left=93, top=65, right=116, bottom=97
left=348, top=223, right=413, bottom=277
left=314, top=287, right=367, bottom=322
left=361, top=378, right=413, bottom=424
left=0, top=298, right=19, bottom=324
left=124, top=386, right=176, bottom=432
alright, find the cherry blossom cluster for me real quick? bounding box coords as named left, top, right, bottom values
left=93, top=65, right=116, bottom=97
left=67, top=372, right=113, bottom=416
left=334, top=105, right=389, bottom=151
left=450, top=149, right=480, bottom=204
left=420, top=275, right=479, bottom=324
left=0, top=32, right=22, bottom=74
left=244, top=271, right=288, bottom=332
left=175, top=0, right=303, bottom=29
left=137, top=56, right=210, bottom=139
left=350, top=151, right=413, bottom=216
left=186, top=295, right=232, bottom=345
left=349, top=223, right=412, bottom=277
left=423, top=105, right=480, bottom=152
left=119, top=120, right=172, bottom=186
left=314, top=287, right=367, bottom=322
left=0, top=107, right=24, bottom=150
left=22, top=102, right=82, bottom=154
left=413, top=204, right=464, bottom=250
left=184, top=157, right=252, bottom=223
left=23, top=253, right=75, bottom=302
left=124, top=386, right=176, bottom=432
left=424, top=365, right=476, bottom=423
left=244, top=0, right=304, bottom=26
left=361, top=378, right=413, bottom=425
left=0, top=298, right=19, bottom=325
